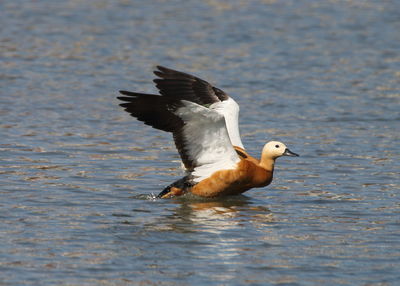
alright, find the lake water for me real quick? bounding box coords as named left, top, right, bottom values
left=1, top=0, right=399, bottom=285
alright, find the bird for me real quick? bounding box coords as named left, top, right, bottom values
left=117, top=66, right=298, bottom=198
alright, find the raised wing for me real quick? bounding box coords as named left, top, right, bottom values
left=153, top=65, right=229, bottom=104
left=154, top=66, right=244, bottom=149
left=174, top=100, right=240, bottom=182
left=117, top=92, right=240, bottom=179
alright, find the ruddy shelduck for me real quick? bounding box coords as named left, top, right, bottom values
left=117, top=66, right=298, bottom=198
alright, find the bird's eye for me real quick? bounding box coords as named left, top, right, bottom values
left=275, top=145, right=280, bottom=148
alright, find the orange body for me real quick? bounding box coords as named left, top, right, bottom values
left=191, top=159, right=273, bottom=197
left=160, top=158, right=273, bottom=198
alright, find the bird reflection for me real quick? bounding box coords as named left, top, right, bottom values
left=161, top=195, right=274, bottom=233
left=125, top=193, right=275, bottom=237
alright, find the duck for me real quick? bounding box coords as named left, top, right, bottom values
left=117, top=66, right=298, bottom=198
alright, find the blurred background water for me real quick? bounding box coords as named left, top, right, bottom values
left=1, top=0, right=399, bottom=285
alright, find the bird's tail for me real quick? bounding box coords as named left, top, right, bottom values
left=156, top=175, right=195, bottom=198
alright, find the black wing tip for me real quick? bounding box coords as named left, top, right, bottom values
left=154, top=65, right=180, bottom=78
left=156, top=65, right=165, bottom=70
left=156, top=65, right=170, bottom=72
left=118, top=91, right=162, bottom=99
left=119, top=90, right=135, bottom=96
left=154, top=65, right=168, bottom=76
left=117, top=96, right=134, bottom=103
left=153, top=71, right=163, bottom=78
left=119, top=103, right=131, bottom=108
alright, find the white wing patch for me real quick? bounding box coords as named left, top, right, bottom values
left=210, top=98, right=244, bottom=149
left=174, top=100, right=240, bottom=182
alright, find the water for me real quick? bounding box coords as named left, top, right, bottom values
left=1, top=0, right=399, bottom=285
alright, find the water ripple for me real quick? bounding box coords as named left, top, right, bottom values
left=1, top=0, right=400, bottom=285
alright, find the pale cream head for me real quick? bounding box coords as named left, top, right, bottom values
left=262, top=141, right=299, bottom=159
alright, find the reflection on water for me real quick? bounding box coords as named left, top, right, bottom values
left=116, top=196, right=282, bottom=284
left=166, top=196, right=273, bottom=230
left=1, top=0, right=400, bottom=285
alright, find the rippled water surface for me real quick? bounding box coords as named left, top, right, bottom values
left=1, top=1, right=399, bottom=285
